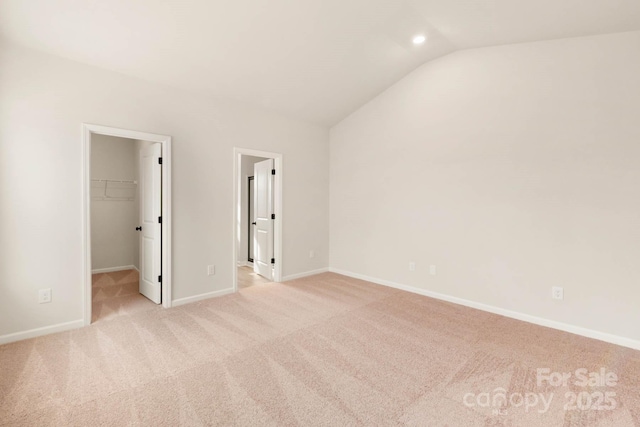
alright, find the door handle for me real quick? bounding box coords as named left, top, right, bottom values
left=136, top=226, right=142, bottom=231
left=251, top=222, right=256, bottom=225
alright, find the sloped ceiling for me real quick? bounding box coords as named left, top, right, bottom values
left=1, top=0, right=639, bottom=126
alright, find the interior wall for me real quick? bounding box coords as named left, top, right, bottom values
left=0, top=40, right=330, bottom=338
left=237, top=155, right=267, bottom=264
left=330, top=31, right=640, bottom=342
left=90, top=134, right=138, bottom=271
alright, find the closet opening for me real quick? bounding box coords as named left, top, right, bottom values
left=82, top=124, right=172, bottom=325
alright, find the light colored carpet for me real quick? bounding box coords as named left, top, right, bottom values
left=1, top=273, right=639, bottom=426
left=92, top=270, right=159, bottom=323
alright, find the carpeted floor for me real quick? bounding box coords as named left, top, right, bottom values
left=92, top=269, right=159, bottom=323
left=1, top=272, right=639, bottom=426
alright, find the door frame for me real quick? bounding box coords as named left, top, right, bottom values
left=82, top=124, right=173, bottom=326
left=233, top=148, right=283, bottom=291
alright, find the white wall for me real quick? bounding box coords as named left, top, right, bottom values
left=0, top=40, right=330, bottom=338
left=237, top=155, right=267, bottom=264
left=330, top=31, right=640, bottom=342
left=91, top=134, right=138, bottom=270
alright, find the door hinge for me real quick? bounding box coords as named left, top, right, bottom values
left=271, top=258, right=275, bottom=264
left=271, top=214, right=275, bottom=220
left=158, top=216, right=162, bottom=224
left=158, top=157, right=163, bottom=165
left=158, top=275, right=162, bottom=283
left=271, top=169, right=276, bottom=175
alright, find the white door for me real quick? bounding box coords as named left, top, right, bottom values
left=139, top=143, right=162, bottom=304
left=253, top=158, right=274, bottom=280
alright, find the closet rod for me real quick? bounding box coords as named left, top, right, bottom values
left=91, top=179, right=137, bottom=184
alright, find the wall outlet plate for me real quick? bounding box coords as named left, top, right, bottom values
left=38, top=288, right=52, bottom=304
left=429, top=265, right=436, bottom=276
left=552, top=286, right=564, bottom=300
left=207, top=265, right=215, bottom=276
left=409, top=262, right=416, bottom=271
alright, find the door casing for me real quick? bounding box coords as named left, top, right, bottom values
left=82, top=124, right=172, bottom=325
left=233, top=148, right=283, bottom=291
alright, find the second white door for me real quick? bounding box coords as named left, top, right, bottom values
left=139, top=143, right=162, bottom=303
left=253, top=158, right=274, bottom=281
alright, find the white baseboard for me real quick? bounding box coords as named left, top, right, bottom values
left=0, top=319, right=84, bottom=346
left=329, top=268, right=640, bottom=351
left=92, top=265, right=138, bottom=274
left=236, top=261, right=248, bottom=267
left=172, top=288, right=235, bottom=307
left=282, top=267, right=329, bottom=282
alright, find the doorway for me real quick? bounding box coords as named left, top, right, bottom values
left=83, top=124, right=172, bottom=326
left=233, top=148, right=283, bottom=291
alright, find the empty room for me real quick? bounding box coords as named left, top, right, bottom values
left=1, top=1, right=639, bottom=426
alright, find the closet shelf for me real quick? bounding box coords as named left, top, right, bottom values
left=91, top=179, right=137, bottom=201
left=91, top=179, right=137, bottom=184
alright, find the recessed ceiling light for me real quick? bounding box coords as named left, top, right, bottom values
left=412, top=34, right=426, bottom=45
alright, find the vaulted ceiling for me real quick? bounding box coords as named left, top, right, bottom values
left=1, top=0, right=639, bottom=126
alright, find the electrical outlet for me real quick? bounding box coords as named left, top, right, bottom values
left=409, top=262, right=416, bottom=271
left=429, top=265, right=437, bottom=276
left=552, top=287, right=564, bottom=300
left=207, top=265, right=215, bottom=276
left=38, top=288, right=52, bottom=304
left=309, top=250, right=315, bottom=259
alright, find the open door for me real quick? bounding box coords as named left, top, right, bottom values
left=139, top=143, right=162, bottom=304
left=248, top=176, right=255, bottom=263
left=253, top=158, right=274, bottom=281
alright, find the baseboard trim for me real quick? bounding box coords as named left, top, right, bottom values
left=172, top=288, right=235, bottom=307
left=92, top=265, right=138, bottom=274
left=236, top=261, right=248, bottom=267
left=282, top=267, right=329, bottom=282
left=0, top=319, right=84, bottom=345
left=329, top=268, right=640, bottom=351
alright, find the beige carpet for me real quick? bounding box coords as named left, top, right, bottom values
left=1, top=273, right=639, bottom=426
left=92, top=270, right=159, bottom=323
